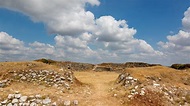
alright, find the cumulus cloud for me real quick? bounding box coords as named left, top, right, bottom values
left=0, top=32, right=29, bottom=60
left=158, top=7, right=190, bottom=65
left=0, top=0, right=100, bottom=35
left=94, top=16, right=137, bottom=42
left=182, top=7, right=190, bottom=31
left=0, top=0, right=165, bottom=64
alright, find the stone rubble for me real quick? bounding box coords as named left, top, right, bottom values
left=0, top=93, right=79, bottom=106
left=116, top=73, right=190, bottom=106
left=0, top=93, right=53, bottom=106
left=0, top=69, right=76, bottom=90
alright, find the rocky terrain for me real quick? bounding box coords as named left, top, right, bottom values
left=0, top=60, right=190, bottom=106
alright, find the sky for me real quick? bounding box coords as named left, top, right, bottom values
left=0, top=0, right=190, bottom=65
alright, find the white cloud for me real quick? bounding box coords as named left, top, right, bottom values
left=0, top=0, right=166, bottom=64
left=158, top=7, right=190, bottom=65
left=0, top=32, right=29, bottom=60
left=182, top=7, right=190, bottom=31
left=94, top=16, right=136, bottom=42
left=0, top=0, right=100, bottom=35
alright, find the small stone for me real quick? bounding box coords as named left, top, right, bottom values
left=113, top=94, right=117, bottom=97
left=73, top=100, right=78, bottom=105
left=21, top=76, right=27, bottom=80
left=13, top=103, right=18, bottom=106
left=128, top=95, right=132, bottom=98
left=12, top=98, right=19, bottom=103
left=36, top=99, right=42, bottom=104
left=30, top=102, right=37, bottom=106
left=35, top=94, right=42, bottom=98
left=7, top=103, right=13, bottom=106
left=1, top=99, right=8, bottom=104
left=8, top=94, right=15, bottom=99
left=23, top=102, right=30, bottom=106
left=140, top=90, right=145, bottom=96
left=42, top=97, right=51, bottom=105
left=15, top=94, right=21, bottom=99
left=19, top=96, right=27, bottom=102
left=52, top=102, right=57, bottom=106
left=0, top=83, right=5, bottom=87
left=19, top=103, right=23, bottom=106
left=15, top=91, right=20, bottom=94
left=64, top=100, right=71, bottom=106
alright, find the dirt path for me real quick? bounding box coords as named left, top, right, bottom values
left=74, top=71, right=120, bottom=106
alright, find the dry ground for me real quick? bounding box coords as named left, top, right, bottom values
left=1, top=61, right=190, bottom=106
left=74, top=71, right=121, bottom=106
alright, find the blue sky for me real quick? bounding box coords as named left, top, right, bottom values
left=0, top=0, right=190, bottom=65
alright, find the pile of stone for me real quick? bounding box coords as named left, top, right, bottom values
left=116, top=73, right=190, bottom=105
left=0, top=93, right=53, bottom=106
left=116, top=73, right=139, bottom=87
left=0, top=69, right=76, bottom=90
left=0, top=92, right=79, bottom=106
left=12, top=69, right=75, bottom=89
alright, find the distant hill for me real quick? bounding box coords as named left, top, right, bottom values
left=171, top=64, right=190, bottom=70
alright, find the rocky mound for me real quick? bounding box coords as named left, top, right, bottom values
left=0, top=62, right=83, bottom=106
left=113, top=66, right=190, bottom=106
left=0, top=69, right=78, bottom=90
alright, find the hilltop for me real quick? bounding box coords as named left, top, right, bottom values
left=0, top=59, right=190, bottom=106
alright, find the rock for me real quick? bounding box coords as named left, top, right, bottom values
left=1, top=99, right=8, bottom=104
left=140, top=90, right=145, bottom=96
left=13, top=104, right=18, bottom=106
left=113, top=94, right=117, bottom=97
left=8, top=94, right=15, bottom=99
left=20, top=76, right=27, bottom=80
left=52, top=102, right=57, bottom=106
left=42, top=97, right=51, bottom=105
left=0, top=83, right=5, bottom=87
left=15, top=94, right=21, bottom=99
left=128, top=95, right=133, bottom=98
left=30, top=102, right=37, bottom=106
left=12, top=98, right=19, bottom=103
left=7, top=103, right=13, bottom=106
left=35, top=94, right=42, bottom=99
left=64, top=100, right=71, bottom=106
left=19, top=96, right=27, bottom=102
left=73, top=100, right=78, bottom=105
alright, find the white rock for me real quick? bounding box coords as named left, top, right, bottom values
left=30, top=102, right=37, bottom=106
left=52, top=102, right=57, bottom=106
left=35, top=94, right=42, bottom=98
left=73, top=100, right=78, bottom=105
left=13, top=103, right=18, bottom=106
left=1, top=99, right=8, bottom=104
left=140, top=90, right=145, bottom=96
left=42, top=97, right=51, bottom=104
left=36, top=99, right=42, bottom=104
left=20, top=96, right=27, bottom=102
left=15, top=94, right=22, bottom=98
left=12, top=98, right=19, bottom=103
left=19, top=103, right=23, bottom=106
left=126, top=77, right=133, bottom=80
left=7, top=103, right=13, bottom=106
left=8, top=94, right=15, bottom=99
left=113, top=94, right=117, bottom=97
left=23, top=102, right=30, bottom=106
left=21, top=76, right=27, bottom=80
left=128, top=95, right=133, bottom=98
left=64, top=100, right=71, bottom=106
left=153, top=83, right=160, bottom=87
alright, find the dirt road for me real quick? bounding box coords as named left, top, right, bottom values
left=74, top=71, right=121, bottom=106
